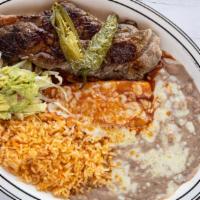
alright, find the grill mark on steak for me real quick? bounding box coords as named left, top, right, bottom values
left=59, top=1, right=102, bottom=40
left=0, top=21, right=65, bottom=66
left=108, top=41, right=137, bottom=64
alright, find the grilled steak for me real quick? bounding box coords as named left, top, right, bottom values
left=0, top=1, right=162, bottom=81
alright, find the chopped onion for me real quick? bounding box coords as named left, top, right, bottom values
left=47, top=101, right=72, bottom=117
left=42, top=71, right=63, bottom=86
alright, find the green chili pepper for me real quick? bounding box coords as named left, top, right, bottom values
left=74, top=15, right=118, bottom=76
left=51, top=3, right=118, bottom=79
left=51, top=3, right=84, bottom=64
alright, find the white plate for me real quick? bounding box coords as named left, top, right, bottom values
left=0, top=0, right=200, bottom=200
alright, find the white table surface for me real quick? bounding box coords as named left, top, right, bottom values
left=140, top=0, right=200, bottom=47
left=0, top=0, right=200, bottom=199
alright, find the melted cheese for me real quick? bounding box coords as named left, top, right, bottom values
left=110, top=160, right=138, bottom=194
left=46, top=81, right=154, bottom=139
left=128, top=71, right=191, bottom=178
left=46, top=71, right=193, bottom=184
left=140, top=143, right=189, bottom=177
left=185, top=121, right=195, bottom=134
left=166, top=181, right=178, bottom=196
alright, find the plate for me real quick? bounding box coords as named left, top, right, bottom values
left=0, top=0, right=200, bottom=199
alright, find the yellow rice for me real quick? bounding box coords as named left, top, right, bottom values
left=0, top=113, right=113, bottom=199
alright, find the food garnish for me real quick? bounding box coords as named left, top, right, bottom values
left=74, top=14, right=118, bottom=78
left=51, top=3, right=84, bottom=64
left=0, top=64, right=54, bottom=119
left=51, top=3, right=118, bottom=78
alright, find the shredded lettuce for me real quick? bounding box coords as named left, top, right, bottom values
left=0, top=65, right=52, bottom=119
